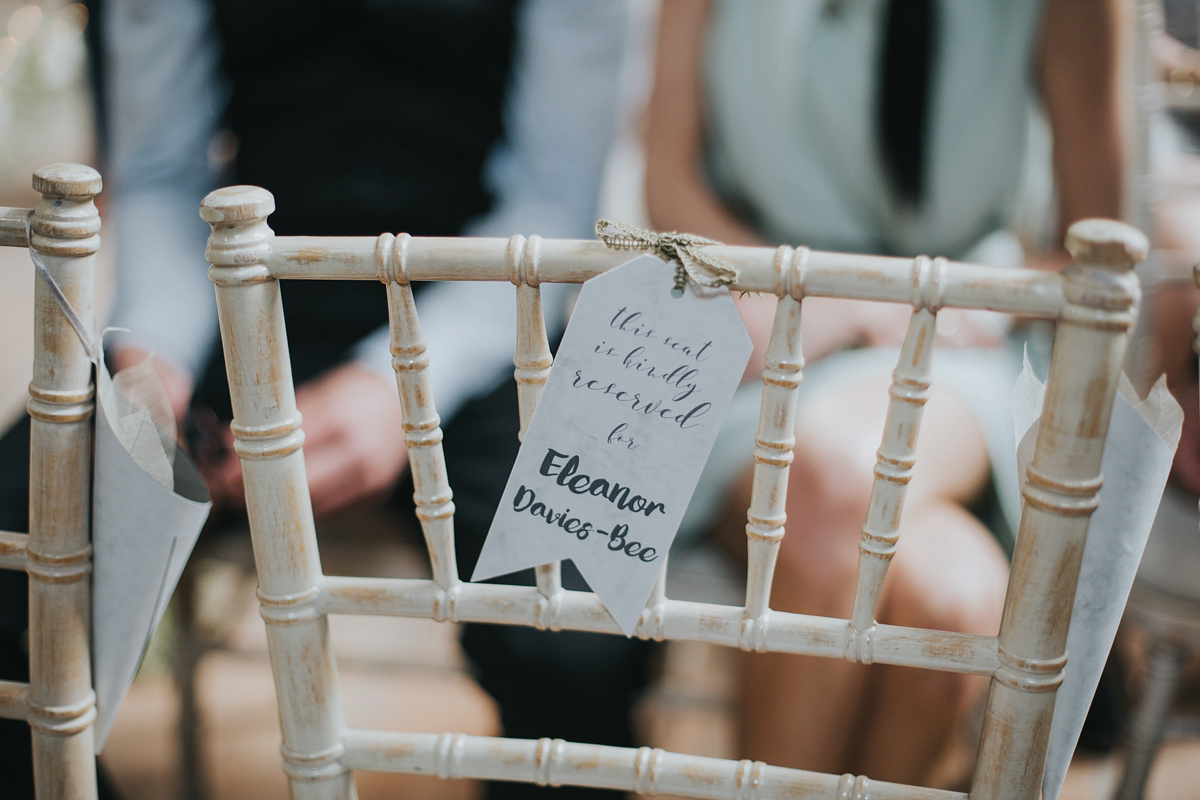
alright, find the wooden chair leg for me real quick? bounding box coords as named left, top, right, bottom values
left=173, top=560, right=208, bottom=800
left=1112, top=639, right=1187, bottom=800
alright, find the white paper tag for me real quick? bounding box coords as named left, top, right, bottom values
left=472, top=255, right=752, bottom=634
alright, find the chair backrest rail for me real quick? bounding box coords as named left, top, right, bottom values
left=0, top=207, right=32, bottom=247
left=0, top=679, right=29, bottom=720
left=0, top=530, right=28, bottom=571
left=339, top=729, right=966, bottom=800
left=316, top=575, right=1000, bottom=675
left=263, top=235, right=1066, bottom=318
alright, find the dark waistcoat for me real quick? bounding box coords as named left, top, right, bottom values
left=198, top=0, right=519, bottom=401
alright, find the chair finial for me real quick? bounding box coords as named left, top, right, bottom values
left=1065, top=219, right=1149, bottom=272
left=200, top=185, right=275, bottom=225
left=32, top=163, right=101, bottom=198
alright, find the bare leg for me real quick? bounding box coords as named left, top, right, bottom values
left=853, top=499, right=1007, bottom=782
left=736, top=378, right=1005, bottom=784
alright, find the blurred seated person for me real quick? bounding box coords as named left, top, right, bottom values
left=1148, top=279, right=1200, bottom=494
left=1143, top=0, right=1200, bottom=493
left=645, top=0, right=1125, bottom=786
left=101, top=0, right=624, bottom=517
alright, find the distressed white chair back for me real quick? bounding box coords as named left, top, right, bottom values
left=0, top=164, right=102, bottom=799
left=202, top=184, right=1145, bottom=800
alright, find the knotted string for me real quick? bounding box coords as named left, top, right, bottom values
left=26, top=212, right=98, bottom=362
left=595, top=220, right=738, bottom=295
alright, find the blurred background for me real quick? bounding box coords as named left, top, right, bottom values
left=2, top=1, right=1200, bottom=799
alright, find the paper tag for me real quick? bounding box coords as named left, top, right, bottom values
left=472, top=255, right=752, bottom=634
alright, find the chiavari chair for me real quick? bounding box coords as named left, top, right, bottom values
left=202, top=183, right=1145, bottom=800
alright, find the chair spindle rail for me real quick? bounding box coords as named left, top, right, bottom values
left=848, top=256, right=945, bottom=634
left=507, top=233, right=562, bottom=598
left=740, top=245, right=807, bottom=633
left=377, top=231, right=460, bottom=592
left=317, top=575, right=1000, bottom=675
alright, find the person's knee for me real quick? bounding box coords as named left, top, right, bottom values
left=887, top=662, right=984, bottom=719
left=885, top=544, right=1007, bottom=637
left=772, top=413, right=878, bottom=596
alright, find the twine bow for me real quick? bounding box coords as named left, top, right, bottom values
left=595, top=220, right=737, bottom=294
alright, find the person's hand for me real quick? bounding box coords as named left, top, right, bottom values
left=110, top=346, right=194, bottom=425
left=1149, top=282, right=1200, bottom=496
left=294, top=364, right=409, bottom=515
left=853, top=302, right=1007, bottom=350
left=1154, top=32, right=1200, bottom=92
left=206, top=362, right=409, bottom=517
left=930, top=308, right=1009, bottom=349
left=853, top=300, right=924, bottom=348
left=1174, top=378, right=1200, bottom=496
left=736, top=297, right=1008, bottom=383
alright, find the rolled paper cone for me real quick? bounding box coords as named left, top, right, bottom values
left=1037, top=375, right=1181, bottom=800
left=91, top=363, right=211, bottom=751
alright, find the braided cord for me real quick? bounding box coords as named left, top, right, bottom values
left=595, top=220, right=738, bottom=294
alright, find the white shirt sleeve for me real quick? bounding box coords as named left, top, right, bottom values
left=102, top=0, right=227, bottom=378
left=352, top=0, right=629, bottom=421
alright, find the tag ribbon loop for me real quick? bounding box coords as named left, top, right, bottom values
left=595, top=220, right=738, bottom=293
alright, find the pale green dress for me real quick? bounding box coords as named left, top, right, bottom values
left=680, top=0, right=1049, bottom=553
